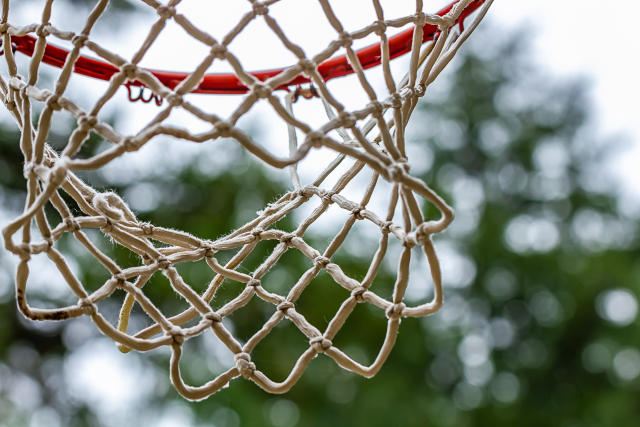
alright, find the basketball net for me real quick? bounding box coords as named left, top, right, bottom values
left=1, top=0, right=492, bottom=400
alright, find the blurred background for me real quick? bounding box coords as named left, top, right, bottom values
left=1, top=1, right=639, bottom=426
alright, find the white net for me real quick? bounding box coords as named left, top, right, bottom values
left=1, top=0, right=492, bottom=400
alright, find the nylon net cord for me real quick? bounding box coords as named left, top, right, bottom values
left=1, top=0, right=492, bottom=400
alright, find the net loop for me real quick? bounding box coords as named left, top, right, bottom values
left=234, top=352, right=256, bottom=379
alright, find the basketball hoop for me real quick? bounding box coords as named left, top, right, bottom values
left=1, top=0, right=493, bottom=400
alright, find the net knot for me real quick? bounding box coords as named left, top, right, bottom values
left=338, top=31, right=353, bottom=48
left=77, top=114, right=97, bottom=131
left=22, top=162, right=36, bottom=179
left=415, top=223, right=434, bottom=245
left=234, top=352, right=255, bottom=378
left=71, top=34, right=88, bottom=48
left=351, top=207, right=365, bottom=220
left=297, top=58, right=316, bottom=76
left=0, top=23, right=9, bottom=35
left=201, top=242, right=216, bottom=257
left=155, top=257, right=171, bottom=270
left=305, top=131, right=324, bottom=149
left=203, top=311, right=222, bottom=324
left=388, top=160, right=409, bottom=182
left=3, top=96, right=16, bottom=111
left=251, top=227, right=264, bottom=240
left=165, top=93, right=182, bottom=107
left=167, top=326, right=185, bottom=345
left=374, top=20, right=387, bottom=36
left=367, top=100, right=385, bottom=116
left=210, top=43, right=227, bottom=59
left=321, top=190, right=335, bottom=204
left=314, top=255, right=330, bottom=268
left=297, top=186, right=313, bottom=199
left=252, top=82, right=272, bottom=99
left=309, top=336, right=332, bottom=353
left=279, top=233, right=295, bottom=245
left=49, top=159, right=69, bottom=187
left=120, top=136, right=139, bottom=152
left=45, top=93, right=62, bottom=111
left=121, top=63, right=137, bottom=80
left=386, top=302, right=406, bottom=319
left=92, top=192, right=124, bottom=221
left=77, top=297, right=96, bottom=315
left=247, top=278, right=261, bottom=288
left=17, top=243, right=31, bottom=261
left=252, top=2, right=269, bottom=16
left=403, top=234, right=417, bottom=248
left=113, top=272, right=127, bottom=286
left=35, top=24, right=50, bottom=38
left=414, top=83, right=426, bottom=97
left=100, top=218, right=114, bottom=233
left=338, top=111, right=357, bottom=128
left=64, top=217, right=81, bottom=232
left=389, top=92, right=402, bottom=109
left=139, top=222, right=154, bottom=235
left=351, top=286, right=367, bottom=302
left=277, top=301, right=295, bottom=313
left=213, top=120, right=232, bottom=137
left=382, top=220, right=394, bottom=233
left=156, top=5, right=176, bottom=20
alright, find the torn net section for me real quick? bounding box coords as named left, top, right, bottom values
left=1, top=0, right=491, bottom=400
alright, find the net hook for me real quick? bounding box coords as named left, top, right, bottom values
left=291, top=84, right=318, bottom=103
left=125, top=83, right=163, bottom=106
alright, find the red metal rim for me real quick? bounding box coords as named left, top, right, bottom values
left=8, top=0, right=485, bottom=95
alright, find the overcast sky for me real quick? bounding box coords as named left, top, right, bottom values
left=489, top=1, right=640, bottom=211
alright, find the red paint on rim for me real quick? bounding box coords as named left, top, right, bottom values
left=8, top=0, right=484, bottom=95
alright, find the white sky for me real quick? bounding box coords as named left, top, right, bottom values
left=489, top=1, right=640, bottom=211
